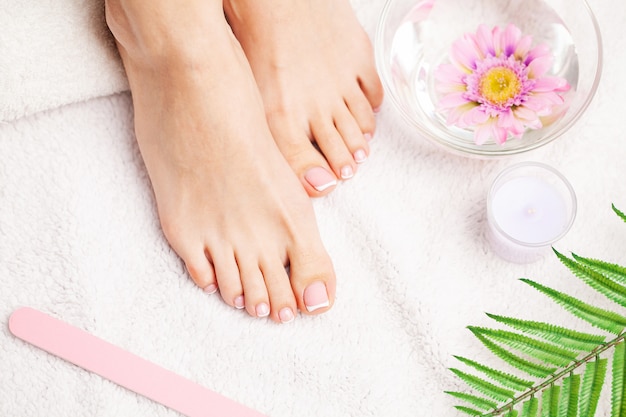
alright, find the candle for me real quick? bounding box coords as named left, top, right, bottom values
left=486, top=162, right=577, bottom=263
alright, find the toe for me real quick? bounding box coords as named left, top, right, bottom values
left=334, top=106, right=370, bottom=165
left=310, top=114, right=358, bottom=181
left=183, top=248, right=218, bottom=293
left=270, top=120, right=338, bottom=197
left=358, top=65, right=385, bottom=111
left=288, top=244, right=336, bottom=316
left=261, top=259, right=298, bottom=324
left=238, top=257, right=271, bottom=318
left=345, top=87, right=377, bottom=140
left=210, top=246, right=245, bottom=309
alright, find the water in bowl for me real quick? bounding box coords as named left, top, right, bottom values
left=388, top=0, right=579, bottom=152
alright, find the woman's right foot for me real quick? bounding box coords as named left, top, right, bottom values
left=105, top=0, right=336, bottom=322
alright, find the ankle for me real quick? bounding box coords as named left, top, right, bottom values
left=105, top=0, right=224, bottom=68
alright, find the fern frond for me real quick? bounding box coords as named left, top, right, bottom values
left=469, top=327, right=578, bottom=367
left=446, top=391, right=498, bottom=410
left=554, top=249, right=626, bottom=308
left=486, top=314, right=606, bottom=352
left=578, top=359, right=608, bottom=417
left=455, top=405, right=485, bottom=416
left=450, top=368, right=515, bottom=403
left=473, top=332, right=556, bottom=378
left=611, top=342, right=626, bottom=417
left=557, top=374, right=580, bottom=417
left=613, top=204, right=626, bottom=223
left=521, top=279, right=626, bottom=334
left=571, top=253, right=626, bottom=286
left=504, top=410, right=519, bottom=417
left=541, top=385, right=560, bottom=417
left=454, top=356, right=534, bottom=391
left=520, top=397, right=539, bottom=417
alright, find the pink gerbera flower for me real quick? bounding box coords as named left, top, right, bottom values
left=435, top=24, right=570, bottom=145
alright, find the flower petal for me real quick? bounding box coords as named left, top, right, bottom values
left=514, top=35, right=533, bottom=60
left=474, top=119, right=496, bottom=145
left=501, top=24, right=522, bottom=57
left=438, top=92, right=470, bottom=109
left=475, top=24, right=496, bottom=57
left=533, top=76, right=570, bottom=92
left=459, top=105, right=489, bottom=127
left=451, top=35, right=482, bottom=71
left=527, top=55, right=553, bottom=79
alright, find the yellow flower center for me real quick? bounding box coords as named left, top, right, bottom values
left=479, top=67, right=522, bottom=106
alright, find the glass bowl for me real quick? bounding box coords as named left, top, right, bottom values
left=375, top=0, right=603, bottom=157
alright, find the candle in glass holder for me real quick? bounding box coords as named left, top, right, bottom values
left=486, top=162, right=577, bottom=263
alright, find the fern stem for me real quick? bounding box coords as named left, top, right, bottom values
left=483, top=332, right=626, bottom=416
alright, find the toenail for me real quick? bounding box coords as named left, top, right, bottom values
left=364, top=133, right=373, bottom=142
left=354, top=149, right=367, bottom=164
left=203, top=284, right=218, bottom=295
left=256, top=303, right=270, bottom=318
left=373, top=106, right=381, bottom=113
left=304, top=167, right=337, bottom=192
left=234, top=295, right=245, bottom=309
left=279, top=307, right=295, bottom=323
left=340, top=165, right=354, bottom=179
left=303, top=282, right=330, bottom=313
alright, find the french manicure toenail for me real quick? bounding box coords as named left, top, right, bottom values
left=234, top=296, right=245, bottom=309
left=354, top=149, right=367, bottom=164
left=203, top=284, right=218, bottom=294
left=279, top=307, right=295, bottom=323
left=341, top=166, right=354, bottom=179
left=256, top=303, right=270, bottom=318
left=364, top=133, right=373, bottom=142
left=304, top=167, right=337, bottom=192
left=304, top=282, right=330, bottom=313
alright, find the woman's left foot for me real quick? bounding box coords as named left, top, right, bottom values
left=225, top=0, right=384, bottom=197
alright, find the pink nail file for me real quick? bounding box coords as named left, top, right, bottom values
left=8, top=307, right=267, bottom=417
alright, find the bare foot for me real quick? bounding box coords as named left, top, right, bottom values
left=105, top=0, right=335, bottom=322
left=224, top=0, right=384, bottom=196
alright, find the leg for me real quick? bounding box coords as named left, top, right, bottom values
left=105, top=0, right=336, bottom=322
left=224, top=0, right=384, bottom=196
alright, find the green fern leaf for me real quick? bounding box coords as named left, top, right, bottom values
left=470, top=327, right=578, bottom=367
left=554, top=249, right=626, bottom=308
left=446, top=391, right=498, bottom=410
left=473, top=332, right=556, bottom=378
left=572, top=254, right=626, bottom=286
left=579, top=359, right=608, bottom=417
left=504, top=410, right=519, bottom=417
left=486, top=314, right=606, bottom=352
left=521, top=397, right=539, bottom=417
left=613, top=204, right=626, bottom=223
left=521, top=279, right=626, bottom=334
left=454, top=356, right=534, bottom=391
left=455, top=405, right=485, bottom=416
left=450, top=368, right=515, bottom=403
left=612, top=342, right=626, bottom=417
left=557, top=374, right=580, bottom=417
left=541, top=385, right=560, bottom=417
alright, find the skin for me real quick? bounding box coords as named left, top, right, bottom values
left=224, top=0, right=384, bottom=196
left=105, top=0, right=335, bottom=323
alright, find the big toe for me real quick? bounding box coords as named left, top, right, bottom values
left=288, top=245, right=336, bottom=315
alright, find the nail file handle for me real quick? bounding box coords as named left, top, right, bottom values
left=8, top=307, right=266, bottom=417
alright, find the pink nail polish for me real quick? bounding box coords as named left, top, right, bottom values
left=256, top=303, right=270, bottom=318
left=354, top=149, right=367, bottom=164
left=203, top=284, right=218, bottom=295
left=364, top=133, right=373, bottom=142
left=303, top=282, right=330, bottom=313
left=234, top=296, right=245, bottom=310
left=373, top=106, right=381, bottom=113
left=340, top=165, right=354, bottom=179
left=304, top=167, right=337, bottom=192
left=279, top=308, right=295, bottom=323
